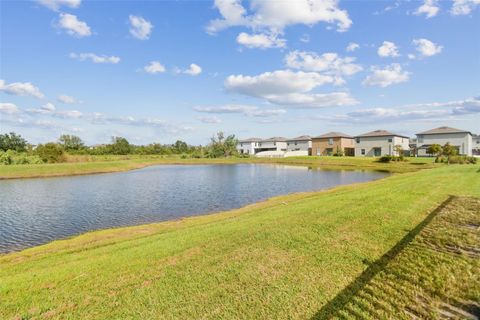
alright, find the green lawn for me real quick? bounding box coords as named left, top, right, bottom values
left=1, top=164, right=479, bottom=319
left=0, top=155, right=437, bottom=179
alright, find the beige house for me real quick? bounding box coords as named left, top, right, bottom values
left=354, top=130, right=409, bottom=157
left=311, top=132, right=355, bottom=156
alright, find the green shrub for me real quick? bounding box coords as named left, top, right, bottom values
left=435, top=155, right=478, bottom=164
left=35, top=143, right=66, bottom=163
left=378, top=155, right=392, bottom=163
left=0, top=150, right=14, bottom=165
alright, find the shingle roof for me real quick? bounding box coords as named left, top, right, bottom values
left=262, top=137, right=288, bottom=142
left=287, top=135, right=312, bottom=141
left=239, top=137, right=262, bottom=142
left=416, top=126, right=472, bottom=135
left=355, top=130, right=409, bottom=139
left=313, top=131, right=353, bottom=139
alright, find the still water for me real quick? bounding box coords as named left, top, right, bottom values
left=0, top=164, right=389, bottom=253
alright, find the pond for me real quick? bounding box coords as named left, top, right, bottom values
left=0, top=164, right=389, bottom=253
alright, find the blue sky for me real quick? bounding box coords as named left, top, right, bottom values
left=1, top=0, right=479, bottom=145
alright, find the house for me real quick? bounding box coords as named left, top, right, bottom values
left=286, top=136, right=312, bottom=156
left=311, top=132, right=355, bottom=156
left=255, top=137, right=288, bottom=157
left=416, top=126, right=473, bottom=156
left=473, top=135, right=480, bottom=156
left=237, top=138, right=262, bottom=155
left=354, top=130, right=409, bottom=157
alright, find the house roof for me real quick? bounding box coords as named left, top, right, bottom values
left=313, top=131, right=353, bottom=139
left=262, top=137, right=288, bottom=142
left=355, top=130, right=409, bottom=139
left=238, top=137, right=262, bottom=143
left=287, top=135, right=312, bottom=141
left=416, top=126, right=472, bottom=135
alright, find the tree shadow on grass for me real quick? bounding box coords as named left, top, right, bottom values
left=310, top=196, right=455, bottom=320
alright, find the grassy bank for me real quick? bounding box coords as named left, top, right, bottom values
left=0, top=155, right=437, bottom=179
left=1, top=164, right=479, bottom=319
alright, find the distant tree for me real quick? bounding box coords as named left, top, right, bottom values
left=173, top=140, right=189, bottom=154
left=108, top=137, right=131, bottom=155
left=0, top=132, right=27, bottom=152
left=206, top=132, right=238, bottom=158
left=58, top=134, right=84, bottom=151
left=394, top=145, right=404, bottom=160
left=441, top=142, right=458, bottom=165
left=35, top=143, right=65, bottom=163
left=426, top=144, right=442, bottom=157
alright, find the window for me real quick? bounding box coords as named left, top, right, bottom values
left=388, top=138, right=392, bottom=143
left=356, top=138, right=360, bottom=143
left=361, top=149, right=365, bottom=155
left=328, top=138, right=333, bottom=145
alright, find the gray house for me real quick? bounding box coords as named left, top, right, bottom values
left=416, top=126, right=473, bottom=156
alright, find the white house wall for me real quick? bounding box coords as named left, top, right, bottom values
left=417, top=133, right=472, bottom=156
left=355, top=136, right=409, bottom=157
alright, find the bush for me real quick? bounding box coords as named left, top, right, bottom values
left=0, top=150, right=14, bottom=165
left=35, top=143, right=66, bottom=163
left=435, top=155, right=478, bottom=164
left=378, top=155, right=393, bottom=163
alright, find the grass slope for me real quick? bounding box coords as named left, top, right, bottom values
left=1, top=165, right=479, bottom=319
left=0, top=155, right=436, bottom=179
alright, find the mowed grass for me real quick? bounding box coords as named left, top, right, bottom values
left=0, top=155, right=437, bottom=179
left=0, top=164, right=479, bottom=319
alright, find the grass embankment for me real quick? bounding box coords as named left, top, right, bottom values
left=1, top=164, right=479, bottom=319
left=0, top=155, right=436, bottom=179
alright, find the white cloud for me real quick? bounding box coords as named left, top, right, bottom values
left=412, top=38, right=443, bottom=57
left=37, top=0, right=81, bottom=11
left=451, top=0, right=480, bottom=15
left=0, top=79, right=45, bottom=99
left=70, top=53, right=120, bottom=64
left=57, top=13, right=91, bottom=37
left=414, top=0, right=440, bottom=18
left=319, top=96, right=480, bottom=124
left=57, top=94, right=78, bottom=104
left=41, top=102, right=56, bottom=112
left=225, top=69, right=358, bottom=108
left=194, top=104, right=286, bottom=117
left=363, top=63, right=410, bottom=87
left=129, top=15, right=153, bottom=40
left=207, top=0, right=352, bottom=34
left=236, top=32, right=286, bottom=49
left=184, top=63, right=202, bottom=76
left=346, top=42, right=359, bottom=52
left=0, top=103, right=19, bottom=114
left=197, top=115, right=222, bottom=124
left=144, top=61, right=166, bottom=74
left=26, top=102, right=57, bottom=115
left=284, top=51, right=362, bottom=83
left=53, top=110, right=83, bottom=118
left=377, top=41, right=400, bottom=57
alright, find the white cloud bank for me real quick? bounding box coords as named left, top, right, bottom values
left=37, top=0, right=81, bottom=11
left=412, top=38, right=443, bottom=57
left=57, top=94, right=78, bottom=104
left=346, top=42, right=359, bottom=52
left=414, top=0, right=440, bottom=18
left=0, top=79, right=45, bottom=99
left=70, top=53, right=120, bottom=64
left=451, top=0, right=480, bottom=15
left=0, top=103, right=19, bottom=114
left=236, top=32, right=286, bottom=49
left=57, top=13, right=91, bottom=37
left=377, top=41, right=400, bottom=58
left=197, top=115, right=222, bottom=124
left=144, top=61, right=166, bottom=74
left=184, top=63, right=202, bottom=76
left=194, top=104, right=286, bottom=117
left=129, top=15, right=153, bottom=40
left=363, top=64, right=410, bottom=87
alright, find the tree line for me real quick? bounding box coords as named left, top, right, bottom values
left=0, top=132, right=241, bottom=165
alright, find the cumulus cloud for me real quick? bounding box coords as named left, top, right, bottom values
left=0, top=79, right=45, bottom=99
left=129, top=15, right=153, bottom=40
left=414, top=0, right=440, bottom=18
left=318, top=96, right=480, bottom=124
left=57, top=13, right=91, bottom=37
left=144, top=61, right=166, bottom=74
left=197, top=115, right=222, bottom=124
left=377, top=41, right=400, bottom=57
left=225, top=70, right=357, bottom=108
left=207, top=0, right=352, bottom=34
left=37, top=0, right=81, bottom=11
left=451, top=0, right=480, bottom=15
left=184, top=63, right=202, bottom=76
left=363, top=63, right=410, bottom=87
left=412, top=38, right=443, bottom=57
left=26, top=103, right=57, bottom=115
left=236, top=32, right=286, bottom=49
left=194, top=104, right=286, bottom=117
left=70, top=53, right=120, bottom=64
left=57, top=94, right=78, bottom=104
left=284, top=51, right=362, bottom=84
left=346, top=42, right=359, bottom=52
left=0, top=103, right=19, bottom=114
